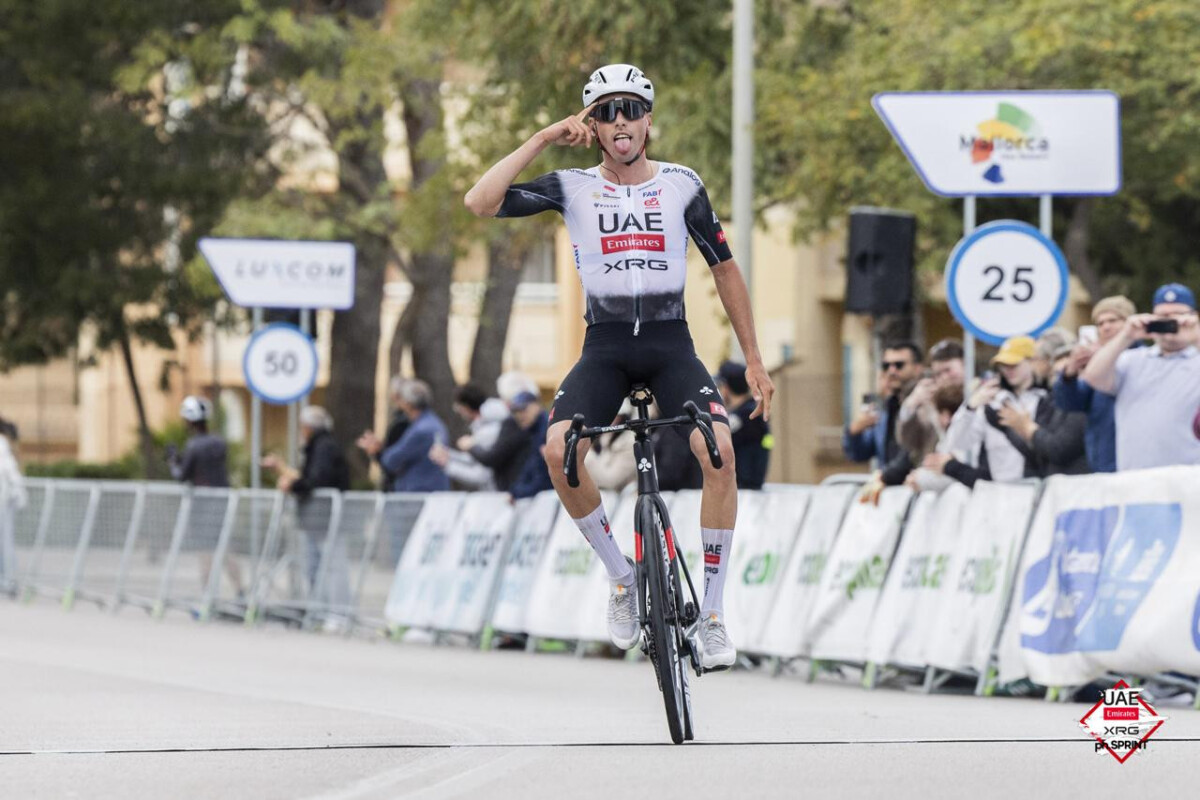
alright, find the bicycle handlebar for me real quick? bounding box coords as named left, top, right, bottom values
left=683, top=401, right=723, bottom=470
left=562, top=402, right=722, bottom=488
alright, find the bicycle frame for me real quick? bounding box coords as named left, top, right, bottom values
left=561, top=385, right=724, bottom=743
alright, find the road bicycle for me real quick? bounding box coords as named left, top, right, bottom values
left=563, top=385, right=724, bottom=744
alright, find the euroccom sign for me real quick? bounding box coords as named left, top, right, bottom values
left=872, top=90, right=1121, bottom=196
left=198, top=237, right=356, bottom=310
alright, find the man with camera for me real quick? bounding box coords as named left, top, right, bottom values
left=1082, top=283, right=1200, bottom=471
left=843, top=341, right=923, bottom=466
left=1053, top=295, right=1136, bottom=472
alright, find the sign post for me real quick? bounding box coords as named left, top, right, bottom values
left=198, top=238, right=355, bottom=492
left=872, top=90, right=1121, bottom=393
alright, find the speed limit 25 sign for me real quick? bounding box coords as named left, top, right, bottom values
left=945, top=220, right=1069, bottom=346
left=243, top=323, right=319, bottom=405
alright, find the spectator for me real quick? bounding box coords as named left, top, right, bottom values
left=264, top=405, right=351, bottom=629
left=924, top=336, right=1048, bottom=487
left=989, top=329, right=1089, bottom=477
left=716, top=360, right=773, bottom=489
left=902, top=383, right=966, bottom=493
left=653, top=404, right=704, bottom=491
left=375, top=376, right=412, bottom=490
left=429, top=383, right=509, bottom=490
left=358, top=379, right=450, bottom=492
left=0, top=417, right=25, bottom=595
left=896, top=339, right=966, bottom=465
left=1054, top=295, right=1137, bottom=472
left=584, top=399, right=638, bottom=492
left=843, top=341, right=923, bottom=465
left=169, top=396, right=244, bottom=598
left=505, top=389, right=552, bottom=499
left=1082, top=283, right=1200, bottom=470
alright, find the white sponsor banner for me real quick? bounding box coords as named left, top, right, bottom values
left=574, top=492, right=642, bottom=643
left=666, top=490, right=705, bottom=586
left=198, top=237, right=356, bottom=309
left=808, top=487, right=914, bottom=663
left=489, top=492, right=560, bottom=634
left=758, top=483, right=859, bottom=658
left=927, top=481, right=1038, bottom=675
left=523, top=491, right=618, bottom=642
left=872, top=91, right=1121, bottom=196
left=430, top=493, right=516, bottom=635
left=383, top=493, right=465, bottom=629
left=726, top=489, right=811, bottom=653
left=1006, top=468, right=1200, bottom=687
left=867, top=485, right=970, bottom=668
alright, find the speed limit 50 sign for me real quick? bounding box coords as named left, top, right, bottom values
left=945, top=220, right=1069, bottom=346
left=243, top=323, right=318, bottom=405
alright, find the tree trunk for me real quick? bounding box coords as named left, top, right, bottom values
left=325, top=232, right=386, bottom=481
left=468, top=239, right=525, bottom=395
left=1064, top=198, right=1103, bottom=302
left=395, top=75, right=460, bottom=433
left=115, top=315, right=160, bottom=479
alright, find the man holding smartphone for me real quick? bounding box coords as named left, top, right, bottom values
left=1053, top=295, right=1135, bottom=472
left=1082, top=283, right=1200, bottom=470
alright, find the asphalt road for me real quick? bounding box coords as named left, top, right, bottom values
left=2, top=601, right=1196, bottom=799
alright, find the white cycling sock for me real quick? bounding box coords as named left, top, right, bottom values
left=700, top=527, right=734, bottom=618
left=573, top=503, right=632, bottom=583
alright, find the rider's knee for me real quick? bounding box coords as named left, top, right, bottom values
left=543, top=434, right=566, bottom=473
left=691, top=434, right=735, bottom=479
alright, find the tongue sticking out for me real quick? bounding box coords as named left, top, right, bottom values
left=613, top=136, right=633, bottom=156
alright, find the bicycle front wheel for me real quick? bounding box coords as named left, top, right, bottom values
left=640, top=499, right=691, bottom=744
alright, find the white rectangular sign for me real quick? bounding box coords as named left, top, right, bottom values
left=872, top=91, right=1121, bottom=196
left=198, top=237, right=356, bottom=309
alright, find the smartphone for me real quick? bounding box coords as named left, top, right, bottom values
left=1146, top=318, right=1179, bottom=335
left=861, top=393, right=881, bottom=406
left=1078, top=325, right=1099, bottom=346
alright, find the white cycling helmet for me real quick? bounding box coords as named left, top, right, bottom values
left=582, top=63, right=654, bottom=109
left=180, top=395, right=212, bottom=423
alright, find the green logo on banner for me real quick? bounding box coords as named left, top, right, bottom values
left=742, top=553, right=780, bottom=585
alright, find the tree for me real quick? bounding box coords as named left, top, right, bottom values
left=755, top=0, right=1200, bottom=305
left=0, top=0, right=272, bottom=473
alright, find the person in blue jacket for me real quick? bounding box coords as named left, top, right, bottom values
left=1053, top=295, right=1135, bottom=472
left=357, top=379, right=450, bottom=492
left=842, top=342, right=923, bottom=465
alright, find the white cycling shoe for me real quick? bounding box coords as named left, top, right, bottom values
left=607, top=558, right=640, bottom=650
left=695, top=614, right=737, bottom=671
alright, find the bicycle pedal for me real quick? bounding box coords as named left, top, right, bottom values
left=699, top=663, right=733, bottom=675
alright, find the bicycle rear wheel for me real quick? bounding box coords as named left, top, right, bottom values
left=640, top=499, right=691, bottom=744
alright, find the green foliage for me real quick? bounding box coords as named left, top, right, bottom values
left=756, top=0, right=1200, bottom=301
left=0, top=0, right=275, bottom=369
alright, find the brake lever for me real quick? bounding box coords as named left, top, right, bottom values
left=563, top=414, right=586, bottom=488
left=683, top=401, right=723, bottom=470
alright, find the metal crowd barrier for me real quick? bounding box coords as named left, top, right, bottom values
left=5, top=478, right=426, bottom=632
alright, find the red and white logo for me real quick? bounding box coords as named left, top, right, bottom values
left=601, top=233, right=665, bottom=254
left=709, top=402, right=727, bottom=417
left=716, top=230, right=727, bottom=243
left=1079, top=680, right=1167, bottom=764
left=644, top=196, right=660, bottom=208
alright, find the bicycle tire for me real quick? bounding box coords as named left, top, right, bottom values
left=640, top=499, right=690, bottom=744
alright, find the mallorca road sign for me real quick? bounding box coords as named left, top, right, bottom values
left=872, top=91, right=1121, bottom=197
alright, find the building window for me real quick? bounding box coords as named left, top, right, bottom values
left=521, top=239, right=556, bottom=285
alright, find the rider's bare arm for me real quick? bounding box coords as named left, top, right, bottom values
left=464, top=106, right=594, bottom=217
left=711, top=260, right=775, bottom=421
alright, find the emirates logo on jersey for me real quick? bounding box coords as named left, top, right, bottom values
left=601, top=233, right=665, bottom=254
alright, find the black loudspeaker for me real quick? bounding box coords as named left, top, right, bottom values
left=844, top=207, right=916, bottom=315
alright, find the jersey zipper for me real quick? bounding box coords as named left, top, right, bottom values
left=627, top=186, right=642, bottom=336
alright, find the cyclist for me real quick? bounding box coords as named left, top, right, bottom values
left=169, top=396, right=244, bottom=598
left=465, top=63, right=773, bottom=669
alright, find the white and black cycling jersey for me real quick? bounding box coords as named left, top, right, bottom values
left=497, top=162, right=733, bottom=332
